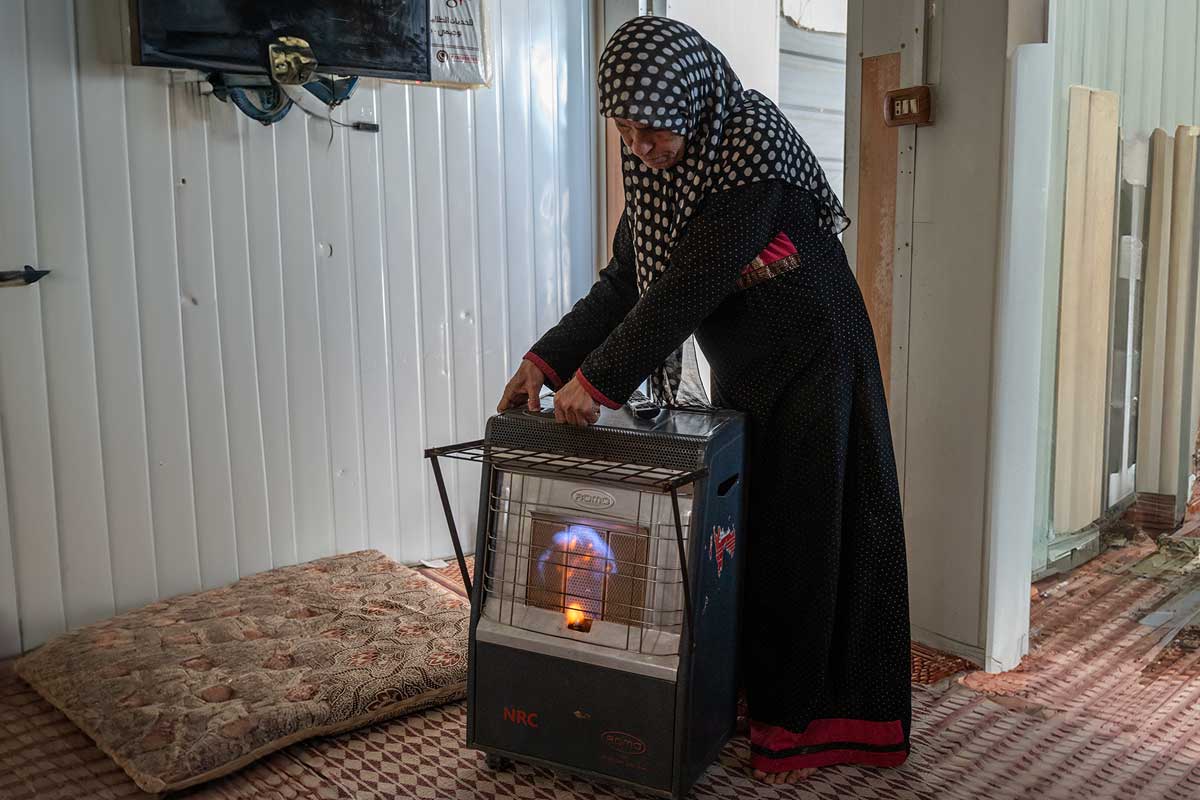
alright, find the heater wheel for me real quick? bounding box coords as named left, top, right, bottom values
left=484, top=754, right=514, bottom=771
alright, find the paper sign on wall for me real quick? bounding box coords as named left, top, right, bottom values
left=423, top=0, right=492, bottom=88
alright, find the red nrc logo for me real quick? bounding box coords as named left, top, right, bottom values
left=503, top=707, right=539, bottom=728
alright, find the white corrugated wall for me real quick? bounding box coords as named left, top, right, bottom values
left=0, top=0, right=597, bottom=656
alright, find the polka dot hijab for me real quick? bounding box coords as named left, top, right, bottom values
left=598, top=15, right=849, bottom=406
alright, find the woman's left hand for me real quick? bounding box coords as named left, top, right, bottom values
left=554, top=378, right=601, bottom=427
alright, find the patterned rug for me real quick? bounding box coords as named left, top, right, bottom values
left=6, top=541, right=1200, bottom=799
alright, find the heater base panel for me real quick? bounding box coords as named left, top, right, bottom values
left=471, top=641, right=677, bottom=792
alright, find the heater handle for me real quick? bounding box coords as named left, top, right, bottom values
left=427, top=455, right=474, bottom=598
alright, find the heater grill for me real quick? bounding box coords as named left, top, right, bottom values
left=482, top=476, right=688, bottom=656
left=523, top=515, right=649, bottom=627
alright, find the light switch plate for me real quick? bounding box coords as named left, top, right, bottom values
left=884, top=85, right=934, bottom=127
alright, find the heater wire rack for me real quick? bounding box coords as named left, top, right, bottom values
left=425, top=439, right=705, bottom=641
left=424, top=440, right=708, bottom=493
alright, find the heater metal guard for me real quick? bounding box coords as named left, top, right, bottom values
left=423, top=442, right=705, bottom=639
left=424, top=440, right=709, bottom=492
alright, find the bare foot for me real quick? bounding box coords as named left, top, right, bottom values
left=752, top=768, right=816, bottom=785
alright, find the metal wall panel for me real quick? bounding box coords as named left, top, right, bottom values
left=0, top=0, right=596, bottom=656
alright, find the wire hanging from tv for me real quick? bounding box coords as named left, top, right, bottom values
left=203, top=35, right=360, bottom=127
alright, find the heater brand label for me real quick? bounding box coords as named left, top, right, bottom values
left=601, top=730, right=647, bottom=756
left=570, top=488, right=616, bottom=511
left=503, top=707, right=539, bottom=728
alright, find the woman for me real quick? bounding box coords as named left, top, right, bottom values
left=497, top=16, right=910, bottom=784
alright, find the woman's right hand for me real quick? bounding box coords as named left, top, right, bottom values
left=497, top=359, right=546, bottom=413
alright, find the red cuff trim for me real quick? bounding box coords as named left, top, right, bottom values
left=574, top=370, right=622, bottom=410
left=758, top=231, right=797, bottom=264
left=523, top=351, right=562, bottom=389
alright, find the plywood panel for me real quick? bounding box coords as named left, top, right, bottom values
left=854, top=53, right=900, bottom=397
left=74, top=0, right=158, bottom=611
left=1051, top=87, right=1092, bottom=534
left=206, top=100, right=272, bottom=577
left=1053, top=87, right=1119, bottom=533
left=1137, top=130, right=1175, bottom=493
left=1160, top=127, right=1200, bottom=524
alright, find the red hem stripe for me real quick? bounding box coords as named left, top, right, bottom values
left=523, top=351, right=562, bottom=389
left=751, top=718, right=905, bottom=752
left=750, top=747, right=908, bottom=773
left=575, top=370, right=622, bottom=409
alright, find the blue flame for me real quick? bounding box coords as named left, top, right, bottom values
left=537, top=525, right=618, bottom=579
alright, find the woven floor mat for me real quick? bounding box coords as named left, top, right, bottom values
left=7, top=542, right=1200, bottom=799
left=8, top=659, right=1200, bottom=800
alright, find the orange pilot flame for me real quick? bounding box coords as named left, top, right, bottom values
left=565, top=603, right=586, bottom=627
left=564, top=603, right=593, bottom=632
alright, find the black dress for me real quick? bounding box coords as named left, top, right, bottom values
left=525, top=178, right=912, bottom=772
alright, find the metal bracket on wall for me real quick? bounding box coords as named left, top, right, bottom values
left=0, top=266, right=50, bottom=287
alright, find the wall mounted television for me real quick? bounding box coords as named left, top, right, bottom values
left=129, top=0, right=431, bottom=81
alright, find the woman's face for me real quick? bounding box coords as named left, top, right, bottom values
left=613, top=118, right=686, bottom=169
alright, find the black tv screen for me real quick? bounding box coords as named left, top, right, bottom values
left=130, top=0, right=431, bottom=81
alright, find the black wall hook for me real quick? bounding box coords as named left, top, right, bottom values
left=0, top=266, right=50, bottom=287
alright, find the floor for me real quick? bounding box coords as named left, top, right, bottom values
left=4, top=534, right=1200, bottom=799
